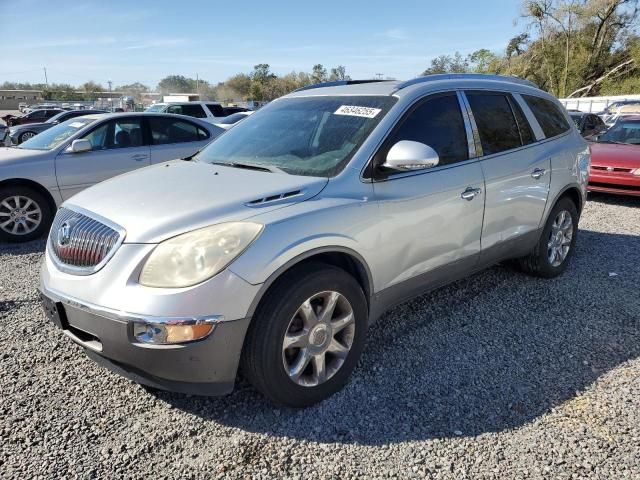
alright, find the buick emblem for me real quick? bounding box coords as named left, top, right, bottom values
left=58, top=221, right=74, bottom=246
left=606, top=166, right=615, bottom=172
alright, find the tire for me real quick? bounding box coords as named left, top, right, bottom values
left=18, top=131, right=36, bottom=144
left=0, top=186, right=53, bottom=242
left=241, top=262, right=368, bottom=407
left=516, top=196, right=579, bottom=278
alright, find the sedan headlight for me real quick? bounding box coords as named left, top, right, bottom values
left=634, top=168, right=640, bottom=176
left=139, top=222, right=263, bottom=288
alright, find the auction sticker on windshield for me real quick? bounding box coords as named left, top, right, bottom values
left=69, top=122, right=86, bottom=128
left=334, top=105, right=382, bottom=118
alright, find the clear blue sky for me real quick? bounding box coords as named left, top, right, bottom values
left=1, top=0, right=524, bottom=89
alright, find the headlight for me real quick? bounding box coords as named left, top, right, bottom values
left=139, top=222, right=263, bottom=288
left=634, top=169, right=640, bottom=177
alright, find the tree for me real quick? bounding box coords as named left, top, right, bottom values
left=329, top=65, right=350, bottom=81
left=422, top=52, right=470, bottom=75
left=468, top=49, right=501, bottom=73
left=224, top=73, right=252, bottom=99
left=157, top=75, right=197, bottom=94
left=311, top=64, right=328, bottom=83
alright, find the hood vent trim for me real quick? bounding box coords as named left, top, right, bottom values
left=245, top=190, right=303, bottom=207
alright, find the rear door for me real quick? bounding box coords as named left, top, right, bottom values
left=462, top=90, right=551, bottom=261
left=147, top=116, right=213, bottom=164
left=55, top=116, right=150, bottom=200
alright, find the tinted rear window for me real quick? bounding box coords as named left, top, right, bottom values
left=466, top=92, right=521, bottom=155
left=523, top=95, right=570, bottom=138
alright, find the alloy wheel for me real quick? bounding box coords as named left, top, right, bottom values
left=20, top=132, right=35, bottom=142
left=547, top=210, right=573, bottom=267
left=0, top=195, right=42, bottom=235
left=282, top=291, right=356, bottom=387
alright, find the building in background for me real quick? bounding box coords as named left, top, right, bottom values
left=0, top=90, right=43, bottom=109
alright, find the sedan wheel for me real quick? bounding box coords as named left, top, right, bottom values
left=282, top=291, right=356, bottom=387
left=19, top=131, right=36, bottom=143
left=0, top=195, right=42, bottom=236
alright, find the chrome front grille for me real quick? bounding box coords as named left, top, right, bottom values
left=48, top=208, right=125, bottom=274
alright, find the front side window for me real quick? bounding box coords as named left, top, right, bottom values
left=149, top=117, right=208, bottom=144
left=466, top=92, right=522, bottom=155
left=195, top=95, right=397, bottom=177
left=523, top=95, right=570, bottom=138
left=384, top=93, right=468, bottom=166
left=82, top=118, right=144, bottom=150
left=146, top=104, right=166, bottom=113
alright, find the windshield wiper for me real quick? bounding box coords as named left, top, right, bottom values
left=210, top=161, right=287, bottom=174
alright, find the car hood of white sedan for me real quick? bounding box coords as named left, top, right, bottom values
left=64, top=160, right=329, bottom=243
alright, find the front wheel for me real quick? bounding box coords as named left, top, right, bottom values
left=241, top=263, right=368, bottom=407
left=516, top=197, right=579, bottom=278
left=0, top=186, right=53, bottom=242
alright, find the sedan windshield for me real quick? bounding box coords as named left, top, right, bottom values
left=18, top=117, right=95, bottom=150
left=596, top=119, right=640, bottom=145
left=195, top=95, right=397, bottom=177
left=569, top=114, right=582, bottom=127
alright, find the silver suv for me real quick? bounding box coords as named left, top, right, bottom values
left=40, top=75, right=590, bottom=407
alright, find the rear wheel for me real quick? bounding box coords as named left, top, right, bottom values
left=0, top=186, right=53, bottom=242
left=516, top=197, right=578, bottom=278
left=241, top=263, right=368, bottom=407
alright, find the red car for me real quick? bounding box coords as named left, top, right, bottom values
left=588, top=115, right=640, bottom=196
left=1, top=108, right=64, bottom=127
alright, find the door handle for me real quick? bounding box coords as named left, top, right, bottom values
left=460, top=187, right=482, bottom=201
left=531, top=168, right=546, bottom=180
left=131, top=154, right=148, bottom=161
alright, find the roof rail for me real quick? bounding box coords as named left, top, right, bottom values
left=393, top=74, right=539, bottom=92
left=293, top=79, right=390, bottom=93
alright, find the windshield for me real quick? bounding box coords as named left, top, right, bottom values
left=18, top=117, right=95, bottom=150
left=195, top=95, right=397, bottom=177
left=46, top=111, right=70, bottom=124
left=570, top=114, right=582, bottom=127
left=596, top=119, right=640, bottom=145
left=146, top=104, right=166, bottom=112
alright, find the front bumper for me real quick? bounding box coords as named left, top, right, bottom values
left=588, top=169, right=640, bottom=196
left=40, top=286, right=251, bottom=395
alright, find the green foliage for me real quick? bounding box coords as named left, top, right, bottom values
left=421, top=0, right=640, bottom=97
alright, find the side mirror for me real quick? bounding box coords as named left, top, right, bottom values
left=382, top=140, right=440, bottom=171
left=68, top=139, right=92, bottom=153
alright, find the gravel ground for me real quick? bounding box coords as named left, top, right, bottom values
left=1, top=193, right=639, bottom=479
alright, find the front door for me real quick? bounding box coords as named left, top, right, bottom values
left=372, top=92, right=485, bottom=297
left=55, top=117, right=150, bottom=200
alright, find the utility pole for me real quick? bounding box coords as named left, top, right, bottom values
left=196, top=73, right=199, bottom=98
left=43, top=67, right=48, bottom=87
left=374, top=73, right=384, bottom=80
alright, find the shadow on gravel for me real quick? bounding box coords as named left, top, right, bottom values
left=116, top=230, right=640, bottom=444
left=0, top=239, right=46, bottom=255
left=587, top=192, right=640, bottom=208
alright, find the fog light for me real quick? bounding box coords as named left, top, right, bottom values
left=132, top=320, right=215, bottom=345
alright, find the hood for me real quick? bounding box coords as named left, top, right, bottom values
left=65, top=160, right=329, bottom=243
left=0, top=147, right=50, bottom=166
left=590, top=142, right=640, bottom=168
left=10, top=122, right=48, bottom=132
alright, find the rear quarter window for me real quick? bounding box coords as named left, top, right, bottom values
left=523, top=95, right=570, bottom=138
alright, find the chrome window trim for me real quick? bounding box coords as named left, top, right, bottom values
left=512, top=93, right=546, bottom=141
left=456, top=91, right=478, bottom=159
left=457, top=91, right=483, bottom=157
left=48, top=204, right=126, bottom=276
